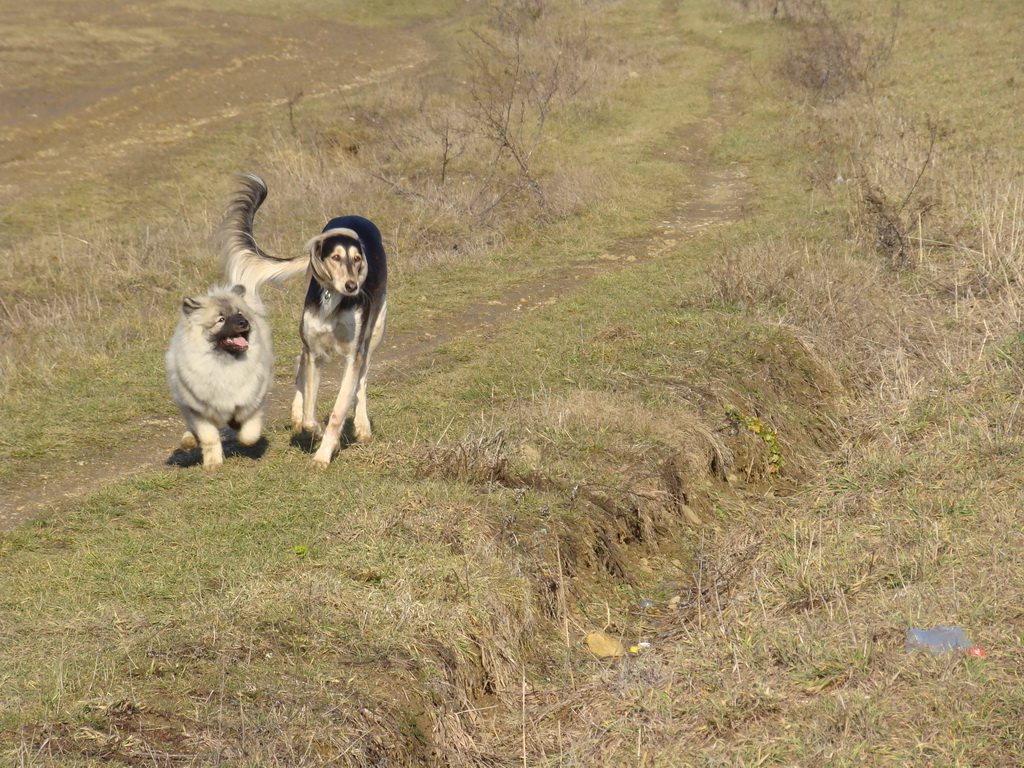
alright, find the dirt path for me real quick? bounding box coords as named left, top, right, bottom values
left=0, top=0, right=429, bottom=212
left=0, top=6, right=750, bottom=530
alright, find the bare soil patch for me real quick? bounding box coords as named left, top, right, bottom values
left=0, top=0, right=429, bottom=215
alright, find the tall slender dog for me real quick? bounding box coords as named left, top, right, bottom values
left=219, top=173, right=388, bottom=467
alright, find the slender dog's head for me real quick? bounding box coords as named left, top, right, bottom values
left=306, top=228, right=368, bottom=298
left=181, top=284, right=254, bottom=356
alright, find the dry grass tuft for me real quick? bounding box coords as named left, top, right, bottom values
left=944, top=163, right=1024, bottom=312
left=418, top=430, right=515, bottom=485
left=705, top=236, right=940, bottom=397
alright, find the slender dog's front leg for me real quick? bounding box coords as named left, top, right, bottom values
left=311, top=352, right=362, bottom=468
left=290, top=351, right=307, bottom=433
left=352, top=359, right=374, bottom=444
left=291, top=347, right=324, bottom=437
left=352, top=301, right=387, bottom=443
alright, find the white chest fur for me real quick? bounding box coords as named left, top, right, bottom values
left=302, top=296, right=364, bottom=358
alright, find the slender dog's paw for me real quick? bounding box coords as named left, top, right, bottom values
left=311, top=442, right=335, bottom=467
left=353, top=425, right=372, bottom=443
left=180, top=431, right=198, bottom=450
left=303, top=422, right=324, bottom=439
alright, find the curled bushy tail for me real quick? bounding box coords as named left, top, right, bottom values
left=218, top=173, right=309, bottom=291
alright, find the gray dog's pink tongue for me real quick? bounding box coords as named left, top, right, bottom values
left=223, top=336, right=249, bottom=351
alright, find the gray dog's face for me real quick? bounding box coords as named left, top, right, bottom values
left=182, top=284, right=253, bottom=355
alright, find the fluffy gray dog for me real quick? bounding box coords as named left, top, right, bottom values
left=165, top=283, right=274, bottom=467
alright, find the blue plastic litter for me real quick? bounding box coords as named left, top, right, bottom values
left=905, top=626, right=972, bottom=655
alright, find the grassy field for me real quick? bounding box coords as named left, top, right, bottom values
left=3, top=0, right=1024, bottom=765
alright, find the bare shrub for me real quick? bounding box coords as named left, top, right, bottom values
left=801, top=95, right=954, bottom=275
left=775, top=0, right=899, bottom=102
left=851, top=117, right=945, bottom=270
left=461, top=3, right=590, bottom=219
left=807, top=95, right=1024, bottom=333
left=659, top=528, right=764, bottom=630
left=257, top=0, right=617, bottom=276
left=795, top=36, right=1023, bottom=331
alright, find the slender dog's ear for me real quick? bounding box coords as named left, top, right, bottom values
left=230, top=284, right=246, bottom=297
left=182, top=297, right=203, bottom=316
left=306, top=234, right=324, bottom=259
left=306, top=233, right=331, bottom=285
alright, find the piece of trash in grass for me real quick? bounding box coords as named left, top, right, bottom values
left=629, top=642, right=652, bottom=654
left=905, top=626, right=983, bottom=657
left=584, top=631, right=626, bottom=658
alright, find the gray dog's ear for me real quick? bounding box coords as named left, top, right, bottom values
left=182, top=296, right=203, bottom=315
left=230, top=284, right=246, bottom=297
